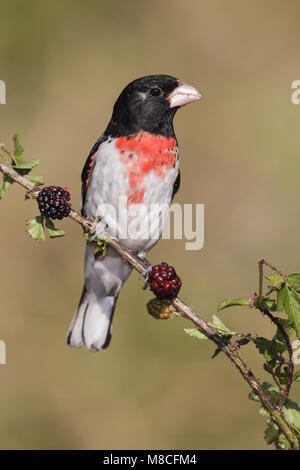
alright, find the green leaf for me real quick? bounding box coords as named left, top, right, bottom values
left=184, top=328, right=208, bottom=340
left=267, top=273, right=284, bottom=288
left=254, top=296, right=276, bottom=311
left=263, top=362, right=274, bottom=376
left=278, top=285, right=300, bottom=339
left=274, top=320, right=292, bottom=353
left=0, top=136, right=44, bottom=198
left=263, top=298, right=276, bottom=310
left=211, top=315, right=234, bottom=334
left=287, top=273, right=300, bottom=291
left=264, top=420, right=278, bottom=445
left=217, top=298, right=249, bottom=311
left=277, top=432, right=291, bottom=450
left=26, top=215, right=46, bottom=241
left=277, top=318, right=294, bottom=338
left=94, top=239, right=108, bottom=258
left=263, top=420, right=291, bottom=449
left=262, top=381, right=280, bottom=405
left=248, top=390, right=260, bottom=402
left=274, top=336, right=287, bottom=354
left=26, top=174, right=44, bottom=186
left=277, top=286, right=286, bottom=312
left=12, top=134, right=24, bottom=165
left=210, top=315, right=235, bottom=343
left=275, top=364, right=289, bottom=385
left=294, top=370, right=300, bottom=382
left=254, top=337, right=275, bottom=363
left=12, top=158, right=39, bottom=170
left=11, top=137, right=42, bottom=183
left=211, top=315, right=226, bottom=330
left=283, top=399, right=300, bottom=433
left=45, top=218, right=65, bottom=238
left=260, top=382, right=300, bottom=429
left=0, top=175, right=13, bottom=199
left=259, top=406, right=269, bottom=417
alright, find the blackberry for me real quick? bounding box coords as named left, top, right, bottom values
left=37, top=186, right=71, bottom=220
left=147, top=299, right=175, bottom=319
left=148, top=262, right=182, bottom=300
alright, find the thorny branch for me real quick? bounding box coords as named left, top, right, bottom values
left=257, top=259, right=294, bottom=411
left=0, top=156, right=299, bottom=450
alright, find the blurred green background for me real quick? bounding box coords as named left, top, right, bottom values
left=0, top=0, right=300, bottom=450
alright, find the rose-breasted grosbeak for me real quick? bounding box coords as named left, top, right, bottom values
left=67, top=75, right=202, bottom=351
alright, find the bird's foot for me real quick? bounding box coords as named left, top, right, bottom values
left=138, top=251, right=152, bottom=289
left=89, top=218, right=109, bottom=242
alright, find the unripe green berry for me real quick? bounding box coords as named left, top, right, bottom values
left=147, top=298, right=175, bottom=320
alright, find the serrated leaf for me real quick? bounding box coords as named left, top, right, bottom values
left=267, top=274, right=284, bottom=288
left=277, top=286, right=286, bottom=312
left=217, top=298, right=249, bottom=311
left=12, top=158, right=39, bottom=170
left=45, top=218, right=65, bottom=238
left=263, top=362, right=274, bottom=375
left=184, top=328, right=208, bottom=340
left=248, top=390, right=260, bottom=402
left=294, top=370, right=300, bottom=382
left=259, top=406, right=269, bottom=417
left=26, top=174, right=44, bottom=185
left=262, top=381, right=280, bottom=405
left=212, top=315, right=233, bottom=333
left=274, top=336, right=287, bottom=354
left=254, top=337, right=275, bottom=363
left=275, top=364, right=289, bottom=385
left=0, top=175, right=13, bottom=199
left=94, top=239, right=108, bottom=258
left=12, top=134, right=24, bottom=165
left=277, top=318, right=294, bottom=338
left=254, top=296, right=276, bottom=311
left=27, top=215, right=46, bottom=241
left=283, top=399, right=300, bottom=433
left=210, top=315, right=235, bottom=340
left=287, top=273, right=300, bottom=291
left=277, top=432, right=291, bottom=450
left=263, top=298, right=276, bottom=310
left=264, top=420, right=278, bottom=445
left=260, top=382, right=300, bottom=428
left=278, top=285, right=300, bottom=339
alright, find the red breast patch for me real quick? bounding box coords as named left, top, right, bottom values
left=115, top=131, right=177, bottom=204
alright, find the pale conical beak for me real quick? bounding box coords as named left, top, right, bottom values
left=167, top=81, right=202, bottom=108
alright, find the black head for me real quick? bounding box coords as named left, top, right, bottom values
left=105, top=74, right=201, bottom=138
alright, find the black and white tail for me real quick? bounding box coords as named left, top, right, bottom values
left=67, top=244, right=132, bottom=351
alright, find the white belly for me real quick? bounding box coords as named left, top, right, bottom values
left=84, top=138, right=179, bottom=252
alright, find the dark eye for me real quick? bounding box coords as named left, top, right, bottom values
left=149, top=87, right=162, bottom=98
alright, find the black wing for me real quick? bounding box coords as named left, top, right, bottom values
left=81, top=134, right=107, bottom=215
left=171, top=170, right=180, bottom=201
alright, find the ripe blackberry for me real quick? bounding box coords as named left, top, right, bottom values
left=37, top=186, right=71, bottom=220
left=148, top=262, right=182, bottom=300
left=147, top=299, right=175, bottom=320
